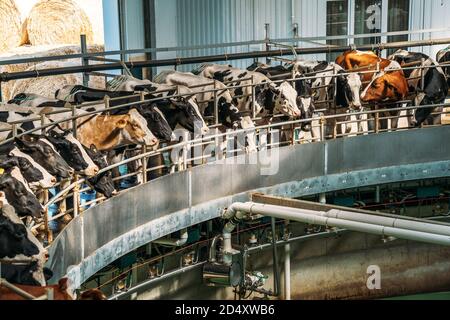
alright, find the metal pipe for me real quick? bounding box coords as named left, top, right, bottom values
left=226, top=203, right=450, bottom=247
left=208, top=235, right=224, bottom=263
left=271, top=217, right=280, bottom=297
left=0, top=278, right=37, bottom=300
left=284, top=221, right=291, bottom=300
left=80, top=35, right=89, bottom=87
left=153, top=228, right=188, bottom=247
left=4, top=37, right=450, bottom=82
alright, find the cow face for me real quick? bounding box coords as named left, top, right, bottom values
left=136, top=104, right=175, bottom=142
left=239, top=116, right=257, bottom=153
left=0, top=151, right=56, bottom=190
left=172, top=98, right=209, bottom=135
left=0, top=168, right=43, bottom=218
left=345, top=73, right=363, bottom=110
left=361, top=72, right=408, bottom=103
left=84, top=145, right=116, bottom=198
left=15, top=136, right=74, bottom=179
left=270, top=82, right=301, bottom=118
left=46, top=131, right=99, bottom=177
left=0, top=200, right=44, bottom=261
left=121, top=109, right=159, bottom=147
left=1, top=261, right=53, bottom=286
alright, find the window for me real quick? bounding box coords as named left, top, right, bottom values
left=387, top=0, right=410, bottom=54
left=326, top=0, right=349, bottom=61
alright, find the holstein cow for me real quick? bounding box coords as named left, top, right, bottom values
left=0, top=278, right=75, bottom=300
left=437, top=46, right=450, bottom=87
left=0, top=193, right=49, bottom=287
left=0, top=152, right=56, bottom=191
left=0, top=166, right=43, bottom=218
left=336, top=50, right=409, bottom=130
left=388, top=49, right=448, bottom=127
left=193, top=63, right=302, bottom=119
left=1, top=261, right=53, bottom=286
left=153, top=70, right=257, bottom=154
left=83, top=144, right=116, bottom=198
left=0, top=104, right=42, bottom=142
left=106, top=75, right=209, bottom=135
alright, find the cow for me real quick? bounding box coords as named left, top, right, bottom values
left=0, top=277, right=75, bottom=300
left=106, top=75, right=209, bottom=135
left=436, top=46, right=450, bottom=87
left=8, top=93, right=160, bottom=151
left=0, top=104, right=43, bottom=142
left=388, top=49, right=448, bottom=127
left=1, top=261, right=53, bottom=286
left=0, top=192, right=47, bottom=265
left=12, top=135, right=74, bottom=179
left=192, top=64, right=302, bottom=119
left=153, top=70, right=257, bottom=154
left=336, top=50, right=409, bottom=130
left=83, top=144, right=116, bottom=199
left=0, top=152, right=56, bottom=191
left=0, top=167, right=43, bottom=218
left=45, top=129, right=99, bottom=177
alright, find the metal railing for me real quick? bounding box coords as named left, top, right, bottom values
left=0, top=48, right=449, bottom=245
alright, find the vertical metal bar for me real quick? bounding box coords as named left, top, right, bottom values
left=46, top=288, right=54, bottom=301
left=40, top=114, right=47, bottom=135
left=43, top=190, right=52, bottom=244
left=420, top=58, right=425, bottom=91
left=0, top=81, right=3, bottom=102
left=375, top=111, right=380, bottom=133
left=251, top=75, right=256, bottom=119
left=80, top=35, right=89, bottom=87
left=319, top=117, right=325, bottom=142
left=73, top=175, right=79, bottom=218
left=271, top=217, right=280, bottom=297
left=265, top=23, right=271, bottom=64
left=71, top=104, right=77, bottom=139
left=12, top=124, right=17, bottom=138
left=214, top=80, right=219, bottom=125
left=104, top=96, right=110, bottom=115
left=284, top=219, right=291, bottom=300
left=141, top=145, right=147, bottom=184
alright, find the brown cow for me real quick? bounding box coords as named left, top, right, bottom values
left=336, top=50, right=409, bottom=129
left=0, top=278, right=75, bottom=300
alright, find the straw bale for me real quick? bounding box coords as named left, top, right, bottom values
left=0, top=0, right=22, bottom=53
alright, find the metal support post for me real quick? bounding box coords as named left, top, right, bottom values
left=80, top=35, right=89, bottom=87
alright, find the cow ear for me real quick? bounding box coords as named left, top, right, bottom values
left=116, top=118, right=128, bottom=129
left=14, top=137, right=34, bottom=151
left=90, top=144, right=98, bottom=154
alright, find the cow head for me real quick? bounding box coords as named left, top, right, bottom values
left=171, top=96, right=209, bottom=135
left=14, top=136, right=74, bottom=179
left=0, top=199, right=46, bottom=262
left=0, top=168, right=43, bottom=218
left=0, top=152, right=56, bottom=190
left=270, top=82, right=301, bottom=118
left=84, top=145, right=116, bottom=198
left=343, top=73, right=363, bottom=110
left=46, top=130, right=99, bottom=177
left=136, top=104, right=175, bottom=142
left=361, top=70, right=408, bottom=103
left=120, top=109, right=159, bottom=148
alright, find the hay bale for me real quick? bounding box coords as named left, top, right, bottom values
left=0, top=0, right=22, bottom=53
left=0, top=44, right=104, bottom=100
left=22, top=0, right=94, bottom=46
left=8, top=60, right=105, bottom=100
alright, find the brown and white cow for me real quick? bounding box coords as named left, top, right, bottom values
left=0, top=278, right=75, bottom=300
left=336, top=50, right=409, bottom=130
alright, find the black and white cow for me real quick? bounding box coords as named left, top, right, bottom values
left=83, top=144, right=116, bottom=198
left=153, top=71, right=257, bottom=153
left=389, top=50, right=448, bottom=127
left=0, top=167, right=43, bottom=218
left=0, top=104, right=43, bottom=142
left=13, top=135, right=74, bottom=180
left=1, top=261, right=53, bottom=286
left=0, top=194, right=49, bottom=286
left=0, top=151, right=56, bottom=191
left=193, top=64, right=302, bottom=119
left=45, top=129, right=99, bottom=177
left=437, top=46, right=450, bottom=87
left=106, top=75, right=209, bottom=135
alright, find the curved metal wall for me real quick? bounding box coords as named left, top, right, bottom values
left=46, top=126, right=450, bottom=289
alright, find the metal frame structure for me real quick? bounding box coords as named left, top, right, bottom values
left=1, top=55, right=449, bottom=244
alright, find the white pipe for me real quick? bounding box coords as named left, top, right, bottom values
left=227, top=203, right=450, bottom=247
left=153, top=229, right=188, bottom=247
left=281, top=207, right=450, bottom=237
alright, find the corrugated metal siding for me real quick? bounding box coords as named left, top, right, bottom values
left=172, top=0, right=322, bottom=71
